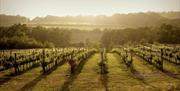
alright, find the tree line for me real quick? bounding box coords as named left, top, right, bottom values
left=0, top=24, right=71, bottom=49
left=0, top=23, right=179, bottom=49
left=100, top=24, right=180, bottom=48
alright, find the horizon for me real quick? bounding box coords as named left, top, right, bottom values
left=1, top=11, right=180, bottom=20
left=1, top=0, right=180, bottom=19
left=0, top=0, right=180, bottom=90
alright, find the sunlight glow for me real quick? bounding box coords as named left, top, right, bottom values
left=0, top=0, right=180, bottom=19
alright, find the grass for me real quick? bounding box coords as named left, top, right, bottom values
left=163, top=59, right=180, bottom=74
left=0, top=53, right=180, bottom=91
left=107, top=53, right=149, bottom=91
left=0, top=67, right=41, bottom=91
left=132, top=55, right=180, bottom=90
left=29, top=63, right=69, bottom=91
left=68, top=53, right=105, bottom=91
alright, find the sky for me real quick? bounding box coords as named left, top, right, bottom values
left=0, top=0, right=180, bottom=19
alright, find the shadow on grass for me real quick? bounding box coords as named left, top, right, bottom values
left=162, top=60, right=180, bottom=79
left=0, top=75, right=13, bottom=85
left=0, top=64, right=39, bottom=86
left=18, top=73, right=48, bottom=91
left=162, top=69, right=180, bottom=79
left=18, top=60, right=66, bottom=91
left=99, top=63, right=109, bottom=91
left=136, top=55, right=180, bottom=79
left=129, top=65, right=159, bottom=90
left=130, top=65, right=144, bottom=80
left=113, top=53, right=158, bottom=90
left=59, top=55, right=93, bottom=91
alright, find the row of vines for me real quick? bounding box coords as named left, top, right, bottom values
left=0, top=48, right=97, bottom=75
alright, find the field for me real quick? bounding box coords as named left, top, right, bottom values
left=0, top=44, right=180, bottom=91
left=1, top=0, right=180, bottom=91
left=27, top=23, right=126, bottom=30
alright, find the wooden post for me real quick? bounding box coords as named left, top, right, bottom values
left=32, top=50, right=35, bottom=66
left=42, top=49, right=46, bottom=73
left=143, top=46, right=145, bottom=58
left=55, top=49, right=58, bottom=66
left=130, top=52, right=133, bottom=63
left=160, top=49, right=163, bottom=71
left=101, top=51, right=103, bottom=62
left=14, top=53, right=18, bottom=74
left=2, top=50, right=5, bottom=58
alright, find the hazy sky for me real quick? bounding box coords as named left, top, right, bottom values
left=0, top=0, right=180, bottom=19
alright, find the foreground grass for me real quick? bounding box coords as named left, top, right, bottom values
left=130, top=55, right=180, bottom=90
left=0, top=63, right=69, bottom=91
left=107, top=53, right=152, bottom=91
left=69, top=53, right=105, bottom=91
left=0, top=67, right=41, bottom=91
left=29, top=64, right=69, bottom=91
left=0, top=53, right=179, bottom=91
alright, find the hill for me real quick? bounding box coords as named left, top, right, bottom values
left=0, top=12, right=180, bottom=28
left=0, top=14, right=29, bottom=26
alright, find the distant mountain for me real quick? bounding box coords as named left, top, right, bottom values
left=0, top=12, right=180, bottom=27
left=0, top=14, right=29, bottom=26
left=159, top=11, right=180, bottom=19
left=30, top=12, right=180, bottom=27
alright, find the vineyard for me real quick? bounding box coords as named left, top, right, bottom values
left=0, top=44, right=180, bottom=91
left=1, top=0, right=180, bottom=91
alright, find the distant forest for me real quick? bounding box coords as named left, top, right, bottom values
left=0, top=11, right=180, bottom=49
left=0, top=23, right=180, bottom=49
left=0, top=12, right=180, bottom=27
